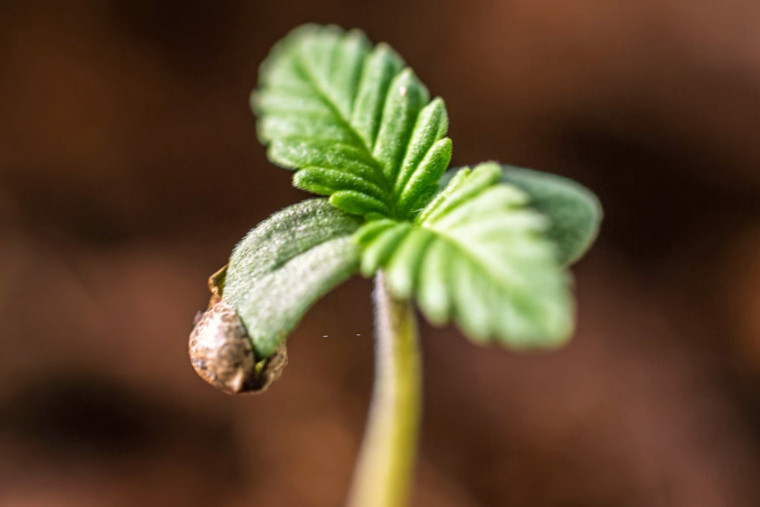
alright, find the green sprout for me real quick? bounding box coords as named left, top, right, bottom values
left=189, top=24, right=602, bottom=507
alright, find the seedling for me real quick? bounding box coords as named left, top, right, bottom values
left=189, top=24, right=601, bottom=507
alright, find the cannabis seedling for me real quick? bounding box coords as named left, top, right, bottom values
left=189, top=25, right=601, bottom=507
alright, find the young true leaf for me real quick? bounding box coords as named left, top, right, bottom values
left=498, top=166, right=602, bottom=265
left=356, top=162, right=573, bottom=347
left=222, top=199, right=362, bottom=358
left=254, top=24, right=452, bottom=220
left=440, top=165, right=602, bottom=265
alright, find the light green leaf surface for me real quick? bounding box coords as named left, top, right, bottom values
left=357, top=163, right=573, bottom=348
left=440, top=165, right=602, bottom=265
left=499, top=166, right=601, bottom=265
left=254, top=24, right=452, bottom=220
left=223, top=199, right=362, bottom=358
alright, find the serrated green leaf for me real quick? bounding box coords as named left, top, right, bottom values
left=222, top=199, right=361, bottom=358
left=440, top=164, right=602, bottom=265
left=498, top=166, right=602, bottom=265
left=357, top=163, right=573, bottom=348
left=254, top=24, right=452, bottom=220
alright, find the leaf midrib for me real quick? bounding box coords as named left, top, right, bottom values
left=292, top=49, right=398, bottom=212
left=421, top=221, right=517, bottom=294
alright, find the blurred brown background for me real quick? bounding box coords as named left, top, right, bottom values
left=2, top=1, right=760, bottom=505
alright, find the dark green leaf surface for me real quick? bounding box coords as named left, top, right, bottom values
left=440, top=165, right=602, bottom=265
left=498, top=166, right=602, bottom=265
left=223, top=199, right=362, bottom=358
left=357, top=163, right=573, bottom=348
left=254, top=25, right=452, bottom=220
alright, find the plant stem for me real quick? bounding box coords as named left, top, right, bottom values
left=347, top=272, right=421, bottom=507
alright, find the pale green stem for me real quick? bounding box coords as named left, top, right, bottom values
left=347, top=272, right=421, bottom=507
